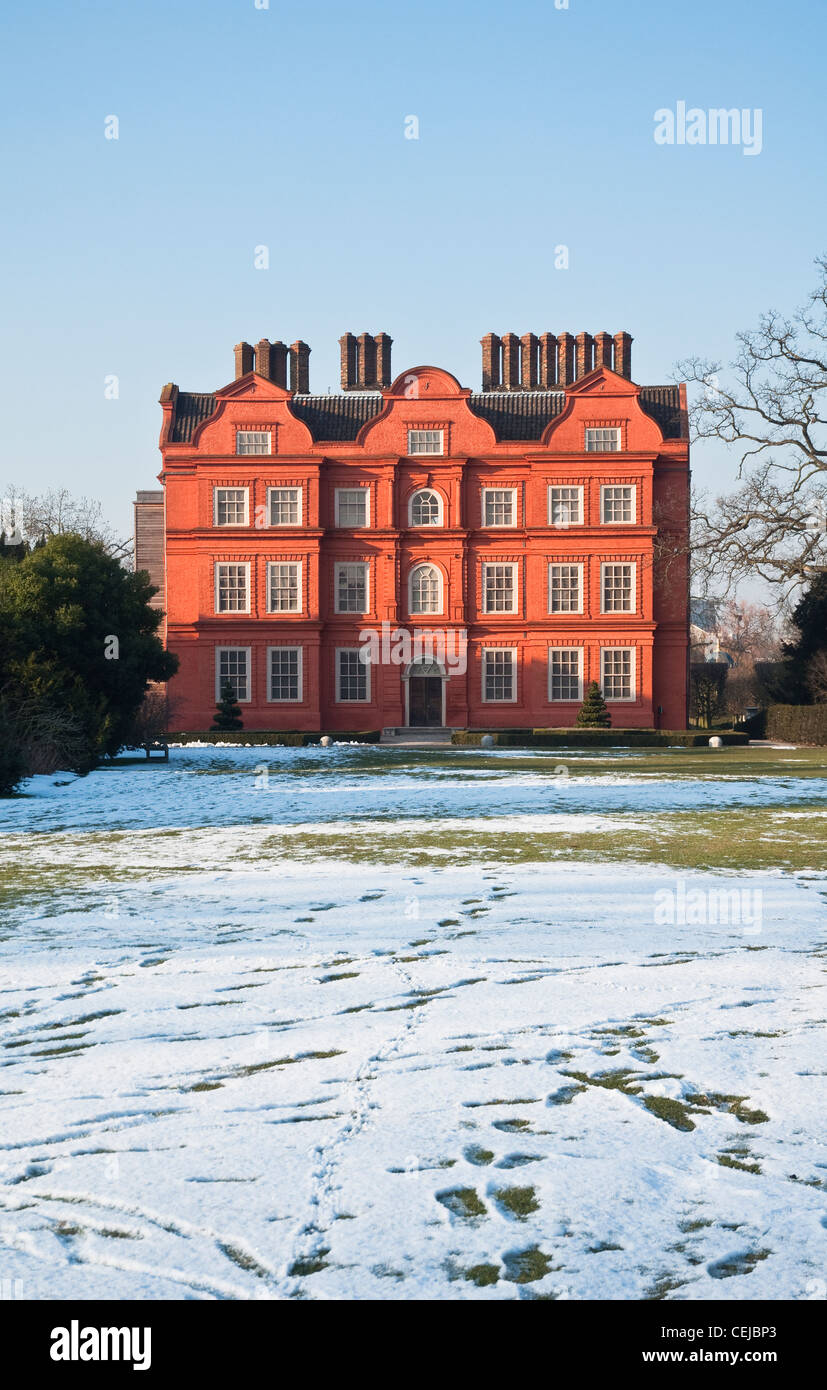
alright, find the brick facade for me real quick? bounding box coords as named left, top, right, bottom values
left=142, top=333, right=690, bottom=732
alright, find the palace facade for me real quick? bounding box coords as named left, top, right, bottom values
left=134, top=330, right=690, bottom=731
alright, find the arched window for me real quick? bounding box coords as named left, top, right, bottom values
left=409, top=489, right=443, bottom=526
left=409, top=563, right=442, bottom=614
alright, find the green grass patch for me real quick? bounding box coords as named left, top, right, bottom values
left=436, top=1187, right=487, bottom=1220
left=492, top=1185, right=540, bottom=1220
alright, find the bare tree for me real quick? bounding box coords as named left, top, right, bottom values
left=676, top=256, right=827, bottom=595
left=715, top=600, right=784, bottom=665
left=0, top=485, right=132, bottom=563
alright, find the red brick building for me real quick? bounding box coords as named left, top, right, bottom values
left=136, top=330, right=689, bottom=732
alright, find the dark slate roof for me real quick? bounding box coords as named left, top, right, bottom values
left=468, top=391, right=566, bottom=440
left=290, top=393, right=384, bottom=441
left=167, top=384, right=685, bottom=444
left=169, top=392, right=218, bottom=442
left=638, top=385, right=685, bottom=439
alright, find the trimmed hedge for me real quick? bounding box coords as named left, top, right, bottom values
left=451, top=728, right=751, bottom=749
left=168, top=730, right=381, bottom=746
left=765, top=704, right=827, bottom=745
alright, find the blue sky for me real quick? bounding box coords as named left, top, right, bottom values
left=1, top=0, right=825, bottom=541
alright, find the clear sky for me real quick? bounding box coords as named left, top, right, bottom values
left=1, top=0, right=825, bottom=543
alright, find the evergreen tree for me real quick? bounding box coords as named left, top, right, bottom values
left=0, top=532, right=177, bottom=783
left=576, top=680, right=612, bottom=728
left=780, top=572, right=827, bottom=702
left=211, top=680, right=243, bottom=731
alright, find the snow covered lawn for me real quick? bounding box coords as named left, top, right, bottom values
left=0, top=746, right=825, bottom=1300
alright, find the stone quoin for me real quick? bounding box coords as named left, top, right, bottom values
left=134, top=330, right=690, bottom=731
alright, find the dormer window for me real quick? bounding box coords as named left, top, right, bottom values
left=407, top=429, right=444, bottom=456
left=585, top=427, right=621, bottom=452
left=236, top=430, right=271, bottom=455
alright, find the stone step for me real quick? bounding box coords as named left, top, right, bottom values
left=380, top=726, right=454, bottom=745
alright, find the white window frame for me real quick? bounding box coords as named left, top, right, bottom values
left=235, top=430, right=272, bottom=456
left=600, top=647, right=636, bottom=702
left=601, top=562, right=636, bottom=614
left=267, top=486, right=302, bottom=527
left=408, top=563, right=443, bottom=615
left=334, top=487, right=369, bottom=528
left=548, top=485, right=584, bottom=527
left=548, top=647, right=584, bottom=703
left=267, top=646, right=303, bottom=703
left=335, top=562, right=370, bottom=614
left=214, top=561, right=251, bottom=614
left=215, top=646, right=251, bottom=703
left=481, top=561, right=518, bottom=614
left=336, top=647, right=370, bottom=703
left=408, top=488, right=444, bottom=527
left=266, top=560, right=302, bottom=614
left=213, top=486, right=249, bottom=527
left=585, top=427, right=621, bottom=453
left=407, top=429, right=444, bottom=456
left=548, top=563, right=584, bottom=615
left=481, top=647, right=518, bottom=704
left=600, top=484, right=637, bottom=524
left=482, top=487, right=518, bottom=527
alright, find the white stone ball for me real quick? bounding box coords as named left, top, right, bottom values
left=480, top=734, right=495, bottom=749
left=708, top=736, right=723, bottom=748
left=320, top=735, right=332, bottom=747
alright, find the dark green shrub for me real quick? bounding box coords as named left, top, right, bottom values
left=765, top=704, right=827, bottom=745
left=575, top=681, right=611, bottom=728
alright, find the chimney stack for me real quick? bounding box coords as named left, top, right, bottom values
left=374, top=333, right=393, bottom=387
left=254, top=339, right=288, bottom=388
left=289, top=341, right=310, bottom=394
left=575, top=332, right=594, bottom=379
left=538, top=333, right=557, bottom=387
left=593, top=331, right=613, bottom=371
left=480, top=328, right=635, bottom=388
left=340, top=332, right=391, bottom=390
left=520, top=333, right=539, bottom=389
left=481, top=333, right=501, bottom=390
left=340, top=333, right=358, bottom=390
left=234, top=341, right=254, bottom=379
left=501, top=333, right=521, bottom=390
left=357, top=332, right=377, bottom=388
left=613, top=331, right=633, bottom=379
left=557, top=333, right=575, bottom=386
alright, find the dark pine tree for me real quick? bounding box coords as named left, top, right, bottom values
left=781, top=572, right=827, bottom=702
left=211, top=680, right=243, bottom=731
left=575, top=680, right=612, bottom=728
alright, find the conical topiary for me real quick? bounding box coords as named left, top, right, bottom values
left=575, top=680, right=611, bottom=728
left=211, top=679, right=244, bottom=731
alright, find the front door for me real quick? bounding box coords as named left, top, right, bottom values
left=408, top=676, right=443, bottom=727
